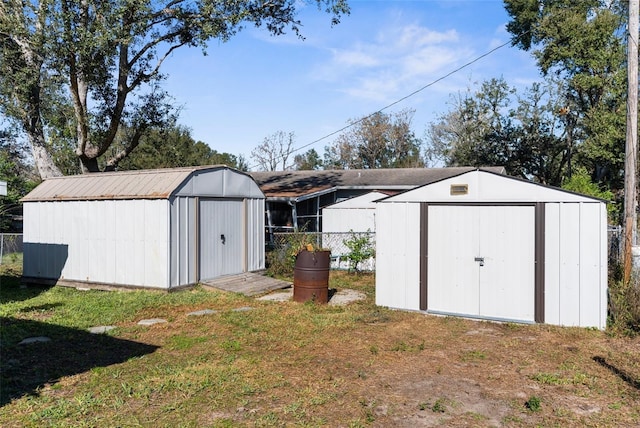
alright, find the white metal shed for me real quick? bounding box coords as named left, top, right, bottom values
left=321, top=191, right=384, bottom=271
left=376, top=169, right=607, bottom=329
left=21, top=166, right=265, bottom=290
left=322, top=191, right=386, bottom=233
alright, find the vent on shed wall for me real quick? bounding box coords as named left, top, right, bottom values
left=450, top=184, right=468, bottom=195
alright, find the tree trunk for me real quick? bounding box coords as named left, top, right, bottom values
left=26, top=128, right=62, bottom=180
left=79, top=156, right=100, bottom=173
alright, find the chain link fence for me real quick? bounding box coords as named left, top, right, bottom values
left=607, top=225, right=621, bottom=267
left=271, top=231, right=376, bottom=271
left=0, top=233, right=23, bottom=264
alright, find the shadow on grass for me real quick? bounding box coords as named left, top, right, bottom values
left=0, top=273, right=52, bottom=304
left=593, top=356, right=640, bottom=391
left=0, top=317, right=159, bottom=406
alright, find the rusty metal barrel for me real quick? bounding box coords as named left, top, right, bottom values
left=293, top=250, right=331, bottom=303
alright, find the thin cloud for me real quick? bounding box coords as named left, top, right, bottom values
left=331, top=47, right=381, bottom=68
left=313, top=21, right=474, bottom=103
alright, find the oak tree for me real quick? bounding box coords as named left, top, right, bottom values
left=0, top=0, right=349, bottom=178
left=504, top=0, right=627, bottom=189
left=427, top=77, right=571, bottom=187
left=116, top=123, right=245, bottom=170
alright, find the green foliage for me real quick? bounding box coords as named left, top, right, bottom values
left=266, top=247, right=293, bottom=278
left=0, top=252, right=22, bottom=277
left=561, top=167, right=617, bottom=221
left=427, top=77, right=572, bottom=187
left=266, top=231, right=326, bottom=277
left=431, top=398, right=447, bottom=413
left=525, top=395, right=541, bottom=412
left=116, top=124, right=244, bottom=171
left=530, top=372, right=565, bottom=385
left=0, top=132, right=38, bottom=231
left=460, top=350, right=487, bottom=362
left=504, top=0, right=627, bottom=192
left=324, top=109, right=424, bottom=169
left=608, top=279, right=640, bottom=335
left=418, top=398, right=448, bottom=413
left=427, top=78, right=514, bottom=170
left=294, top=148, right=323, bottom=170
left=561, top=168, right=612, bottom=199
left=342, top=230, right=375, bottom=273
left=1, top=1, right=349, bottom=177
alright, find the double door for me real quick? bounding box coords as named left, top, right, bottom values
left=427, top=205, right=535, bottom=322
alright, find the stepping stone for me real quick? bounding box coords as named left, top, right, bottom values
left=187, top=309, right=218, bottom=316
left=257, top=290, right=292, bottom=302
left=19, top=336, right=51, bottom=345
left=88, top=326, right=116, bottom=334
left=232, top=307, right=254, bottom=312
left=137, top=318, right=168, bottom=326
left=328, top=289, right=366, bottom=306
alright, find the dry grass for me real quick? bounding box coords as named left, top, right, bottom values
left=1, top=267, right=639, bottom=427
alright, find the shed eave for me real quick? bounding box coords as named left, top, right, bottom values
left=336, top=185, right=415, bottom=191
left=265, top=185, right=416, bottom=203
left=22, top=194, right=171, bottom=202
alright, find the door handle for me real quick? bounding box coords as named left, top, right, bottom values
left=220, top=234, right=226, bottom=245
left=474, top=257, right=484, bottom=266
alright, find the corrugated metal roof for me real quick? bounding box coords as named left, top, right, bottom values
left=22, top=165, right=235, bottom=202
left=249, top=167, right=506, bottom=199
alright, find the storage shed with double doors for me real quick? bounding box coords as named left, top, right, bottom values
left=22, top=166, right=265, bottom=290
left=375, top=169, right=608, bottom=329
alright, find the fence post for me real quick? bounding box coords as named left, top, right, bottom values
left=0, top=233, right=4, bottom=265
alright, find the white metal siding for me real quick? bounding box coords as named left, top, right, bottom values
left=579, top=203, right=603, bottom=328
left=23, top=199, right=169, bottom=288
left=375, top=203, right=421, bottom=310
left=322, top=209, right=376, bottom=233
left=545, top=202, right=607, bottom=329
left=598, top=203, right=608, bottom=329
left=169, top=197, right=197, bottom=288
left=246, top=198, right=265, bottom=272
left=544, top=203, right=562, bottom=325
left=428, top=205, right=535, bottom=322
left=559, top=203, right=581, bottom=326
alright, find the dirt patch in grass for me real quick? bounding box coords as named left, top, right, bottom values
left=1, top=271, right=639, bottom=427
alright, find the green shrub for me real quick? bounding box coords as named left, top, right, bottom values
left=608, top=278, right=640, bottom=335
left=266, top=230, right=326, bottom=277
left=562, top=167, right=618, bottom=222
left=266, top=246, right=294, bottom=277
left=342, top=230, right=375, bottom=273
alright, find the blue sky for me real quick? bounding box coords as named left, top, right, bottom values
left=162, top=0, right=542, bottom=168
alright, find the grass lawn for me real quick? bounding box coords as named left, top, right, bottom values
left=1, top=257, right=639, bottom=427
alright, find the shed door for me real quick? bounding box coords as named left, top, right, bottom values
left=427, top=205, right=535, bottom=322
left=199, top=199, right=244, bottom=280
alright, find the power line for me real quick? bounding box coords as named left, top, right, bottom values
left=250, top=36, right=515, bottom=170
